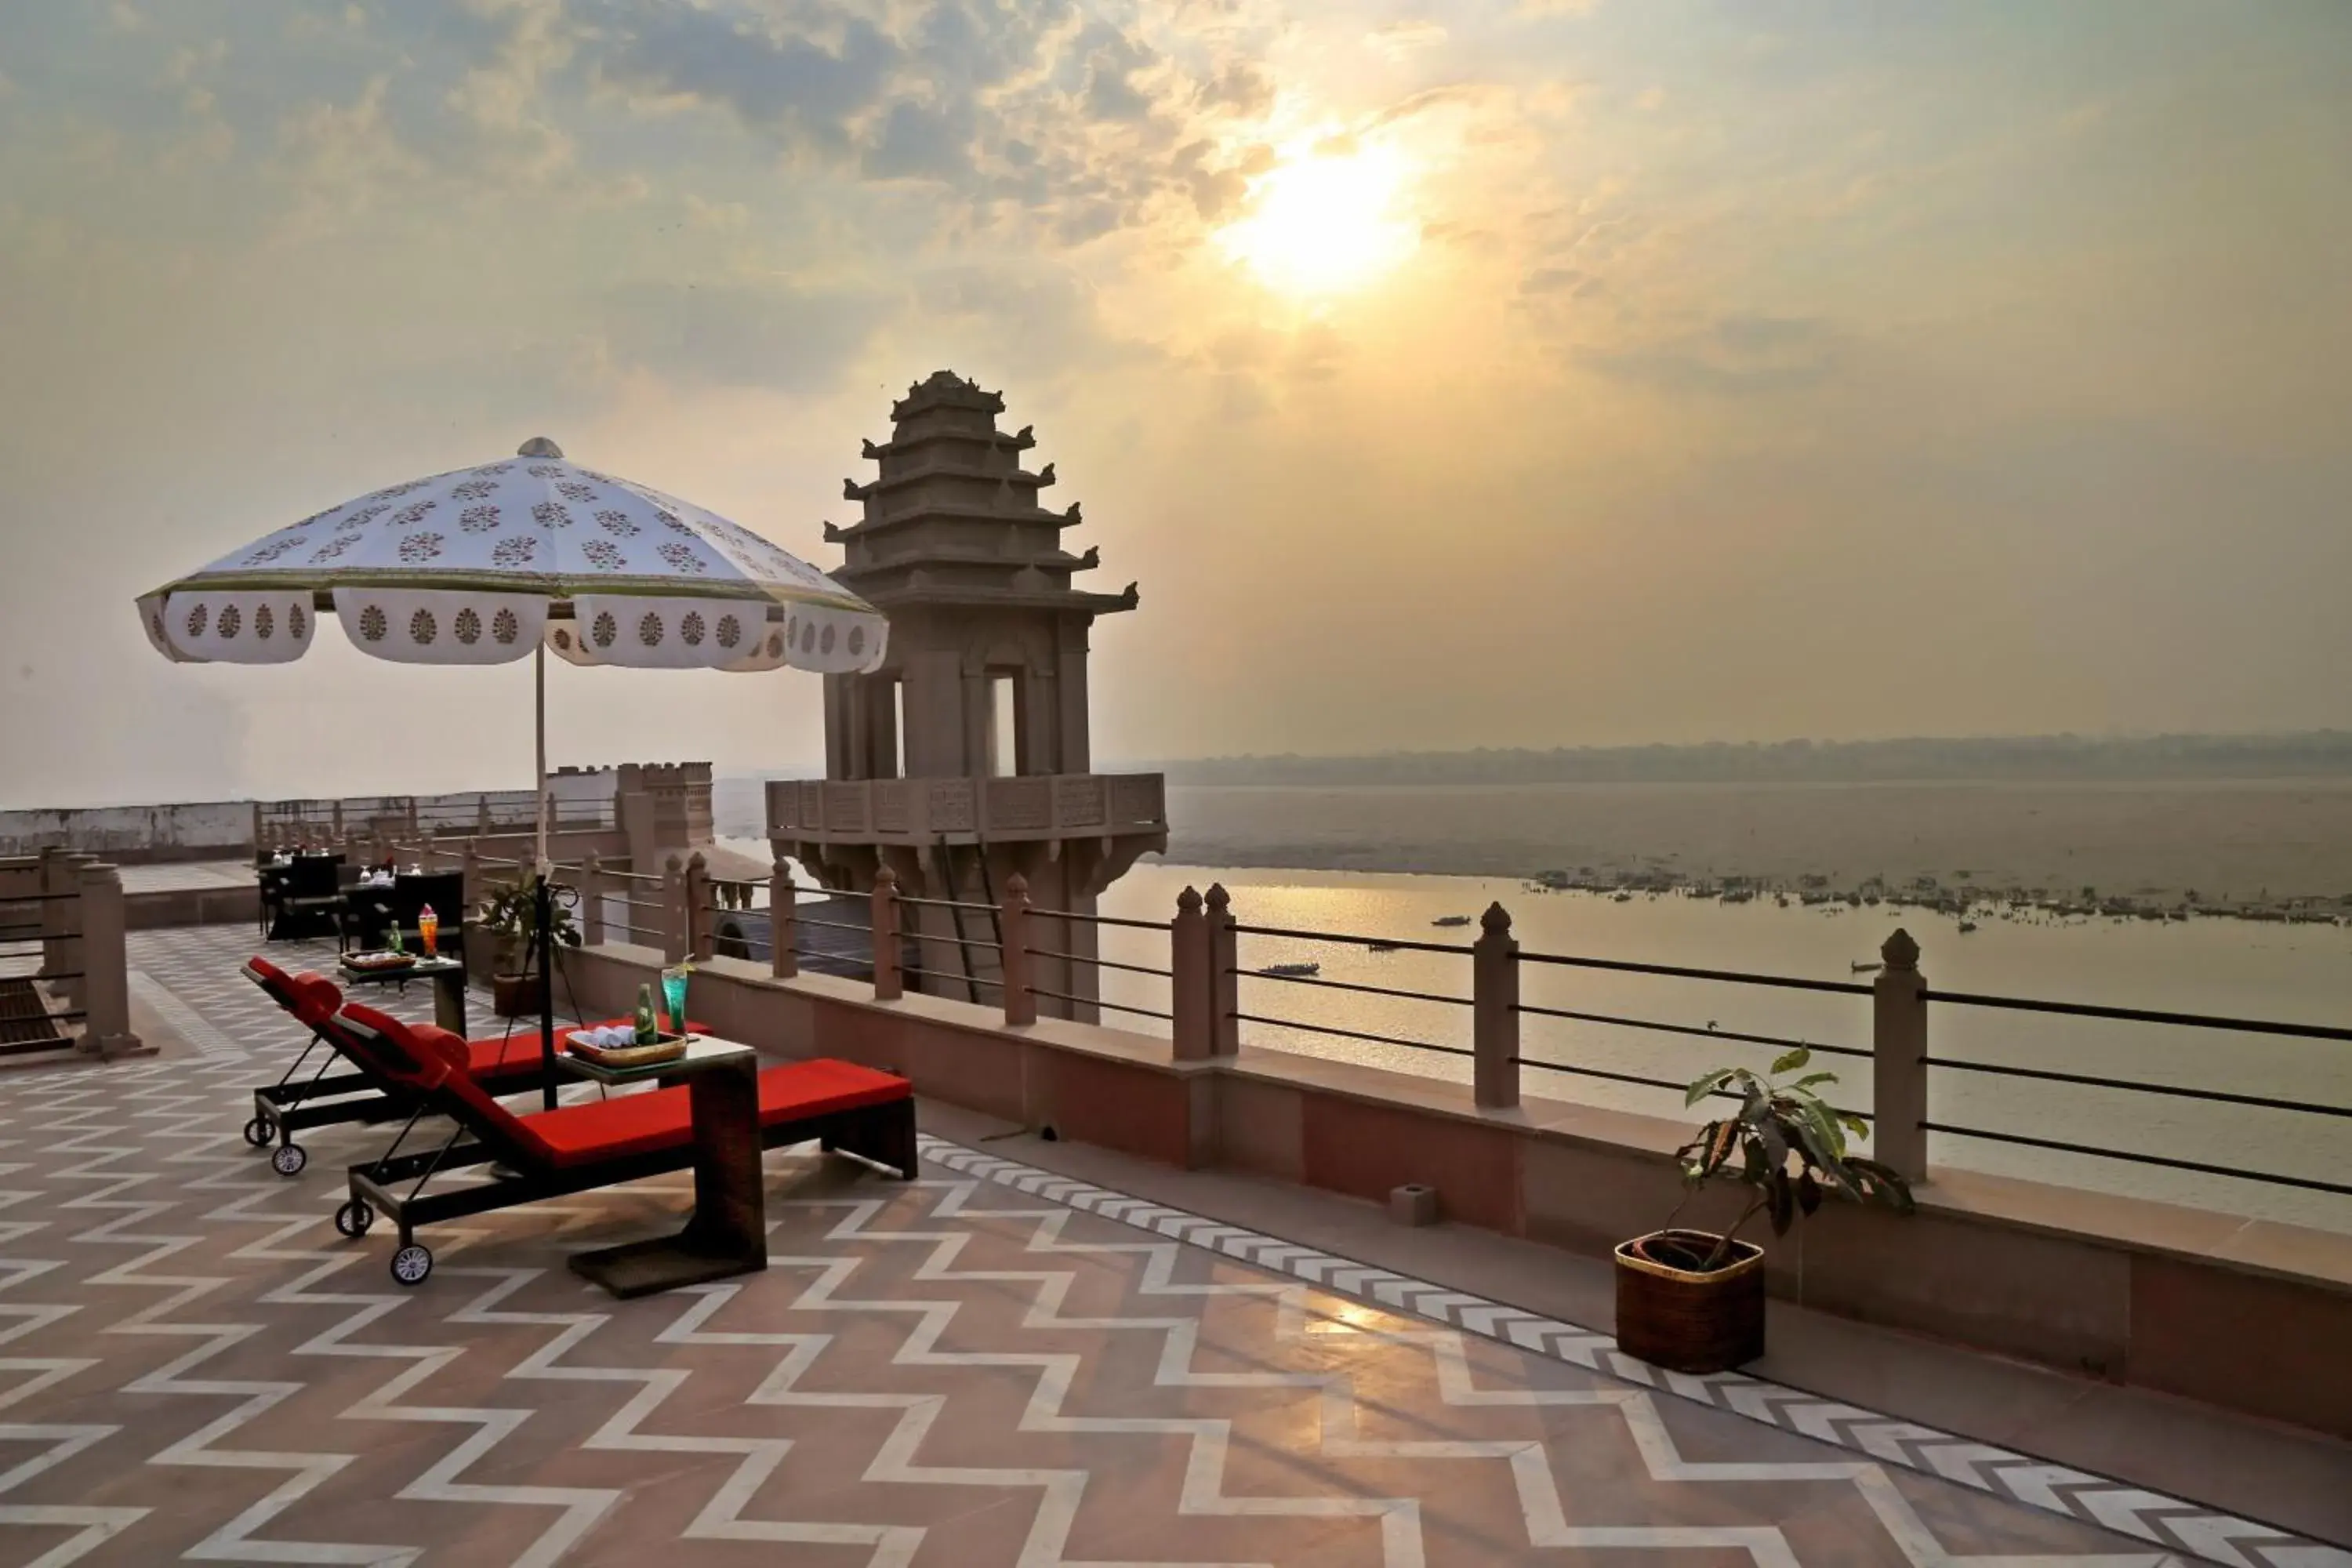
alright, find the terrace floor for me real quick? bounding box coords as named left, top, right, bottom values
left=0, top=924, right=2341, bottom=1566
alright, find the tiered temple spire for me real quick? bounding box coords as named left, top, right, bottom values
left=821, top=369, right=1138, bottom=615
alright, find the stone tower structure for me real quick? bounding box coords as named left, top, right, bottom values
left=767, top=371, right=1168, bottom=1019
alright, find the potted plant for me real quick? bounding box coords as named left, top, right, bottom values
left=1615, top=1047, right=1915, bottom=1374
left=476, top=874, right=580, bottom=1018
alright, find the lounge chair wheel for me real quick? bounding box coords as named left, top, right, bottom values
left=270, top=1142, right=307, bottom=1177
left=334, top=1200, right=374, bottom=1238
left=390, top=1243, right=433, bottom=1287
left=241, top=1117, right=272, bottom=1149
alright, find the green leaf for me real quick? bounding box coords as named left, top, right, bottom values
left=1770, top=1045, right=1813, bottom=1076
left=1797, top=1170, right=1822, bottom=1215
left=1685, top=1068, right=1737, bottom=1108
left=1789, top=1072, right=1840, bottom=1092
left=1848, top=1157, right=1918, bottom=1215
left=1768, top=1169, right=1795, bottom=1235
left=1840, top=1114, right=1872, bottom=1141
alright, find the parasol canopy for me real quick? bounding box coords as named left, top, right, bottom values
left=136, top=438, right=887, bottom=676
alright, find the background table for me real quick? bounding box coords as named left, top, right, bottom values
left=560, top=1035, right=767, bottom=1298
left=337, top=955, right=467, bottom=1035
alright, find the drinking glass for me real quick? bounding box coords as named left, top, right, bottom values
left=660, top=964, right=690, bottom=1038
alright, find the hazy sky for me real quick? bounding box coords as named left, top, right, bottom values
left=3, top=0, right=2348, bottom=806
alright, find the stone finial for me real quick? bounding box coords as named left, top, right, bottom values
left=517, top=436, right=564, bottom=459
left=1117, top=582, right=1140, bottom=609
left=861, top=437, right=881, bottom=459
left=1064, top=502, right=1082, bottom=524
left=1178, top=885, right=1203, bottom=914
left=1014, top=423, right=1034, bottom=444
left=1006, top=873, right=1029, bottom=902
left=1882, top=927, right=1920, bottom=971
left=875, top=865, right=897, bottom=891
left=823, top=521, right=846, bottom=543
left=1205, top=883, right=1230, bottom=914
left=842, top=477, right=862, bottom=500
left=1480, top=902, right=1512, bottom=936
left=1036, top=462, right=1056, bottom=486
left=1078, top=545, right=1100, bottom=569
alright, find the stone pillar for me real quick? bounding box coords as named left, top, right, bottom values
left=76, top=862, right=139, bottom=1058
left=1000, top=873, right=1036, bottom=1026
left=771, top=856, right=797, bottom=979
left=1872, top=927, right=1929, bottom=1182
left=477, top=796, right=493, bottom=836
left=1205, top=883, right=1238, bottom=1056
left=460, top=844, right=481, bottom=909
left=579, top=851, right=604, bottom=946
left=685, top=851, right=713, bottom=960
left=1472, top=902, right=1520, bottom=1109
left=871, top=866, right=902, bottom=1001
left=1171, top=886, right=1211, bottom=1061
left=331, top=800, right=345, bottom=838
left=662, top=855, right=688, bottom=964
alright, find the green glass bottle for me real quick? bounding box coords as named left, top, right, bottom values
left=633, top=982, right=659, bottom=1044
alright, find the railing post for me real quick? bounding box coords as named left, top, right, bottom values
left=1205, top=883, right=1239, bottom=1056
left=1873, top=927, right=1929, bottom=1182
left=871, top=866, right=902, bottom=1000
left=1473, top=902, right=1521, bottom=1109
left=770, top=855, right=797, bottom=978
left=76, top=861, right=139, bottom=1058
left=579, top=851, right=604, bottom=946
left=1000, top=873, right=1036, bottom=1026
left=250, top=802, right=263, bottom=857
left=662, top=854, right=688, bottom=963
left=459, top=843, right=480, bottom=909
left=331, top=800, right=344, bottom=838
left=1171, top=886, right=1211, bottom=1060
left=685, top=851, right=713, bottom=960
left=477, top=796, right=493, bottom=836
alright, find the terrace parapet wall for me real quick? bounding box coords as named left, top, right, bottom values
left=556, top=933, right=2352, bottom=1444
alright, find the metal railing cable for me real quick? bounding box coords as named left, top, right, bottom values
left=1232, top=923, right=1471, bottom=956
left=1921, top=989, right=2352, bottom=1044
left=1025, top=908, right=1169, bottom=933
left=1918, top=1056, right=2352, bottom=1118
left=1516, top=949, right=1874, bottom=996
left=1232, top=1010, right=1472, bottom=1058
left=1515, top=1001, right=1870, bottom=1059
left=1028, top=985, right=1171, bottom=1021
left=1920, top=1122, right=2352, bottom=1196
left=1232, top=967, right=1468, bottom=1007
left=1033, top=946, right=1169, bottom=978
left=1512, top=1054, right=1874, bottom=1120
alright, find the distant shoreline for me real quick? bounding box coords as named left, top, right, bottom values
left=1150, top=778, right=2352, bottom=923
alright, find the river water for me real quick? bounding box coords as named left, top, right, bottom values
left=713, top=777, right=2352, bottom=1234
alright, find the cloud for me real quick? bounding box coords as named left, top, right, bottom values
left=599, top=278, right=891, bottom=391
left=1366, top=20, right=1448, bottom=61
left=1635, top=85, right=1665, bottom=111
left=1581, top=314, right=1844, bottom=394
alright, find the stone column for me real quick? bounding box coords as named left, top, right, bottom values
left=1205, top=884, right=1238, bottom=1056
left=76, top=862, right=139, bottom=1058
left=770, top=856, right=797, bottom=978
left=1472, top=902, right=1520, bottom=1109
left=579, top=851, right=604, bottom=946
left=662, top=855, right=688, bottom=964
left=685, top=851, right=713, bottom=960
left=871, top=866, right=902, bottom=1001
left=1171, top=886, right=1211, bottom=1061
left=1000, top=873, right=1036, bottom=1026
left=1872, top=928, right=1929, bottom=1181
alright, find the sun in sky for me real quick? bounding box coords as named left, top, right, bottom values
left=1217, top=136, right=1421, bottom=300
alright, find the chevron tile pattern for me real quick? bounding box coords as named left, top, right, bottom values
left=0, top=924, right=2332, bottom=1566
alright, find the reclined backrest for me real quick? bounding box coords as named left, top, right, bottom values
left=242, top=956, right=344, bottom=1029
left=337, top=1004, right=560, bottom=1167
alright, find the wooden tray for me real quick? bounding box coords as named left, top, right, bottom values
left=342, top=952, right=417, bottom=973
left=566, top=1034, right=692, bottom=1069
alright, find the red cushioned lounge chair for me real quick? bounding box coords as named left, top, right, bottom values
left=239, top=956, right=694, bottom=1177
left=332, top=1003, right=915, bottom=1287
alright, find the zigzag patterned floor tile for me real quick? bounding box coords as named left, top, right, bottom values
left=0, top=924, right=2332, bottom=1566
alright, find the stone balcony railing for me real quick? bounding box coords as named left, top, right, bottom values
left=765, top=772, right=1166, bottom=844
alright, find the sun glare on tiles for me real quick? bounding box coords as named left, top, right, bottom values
left=1218, top=140, right=1421, bottom=299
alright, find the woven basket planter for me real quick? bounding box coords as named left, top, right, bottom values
left=1613, top=1229, right=1766, bottom=1374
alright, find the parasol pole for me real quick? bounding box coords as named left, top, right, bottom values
left=534, top=637, right=557, bottom=1109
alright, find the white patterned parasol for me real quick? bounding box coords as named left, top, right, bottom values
left=135, top=437, right=887, bottom=870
